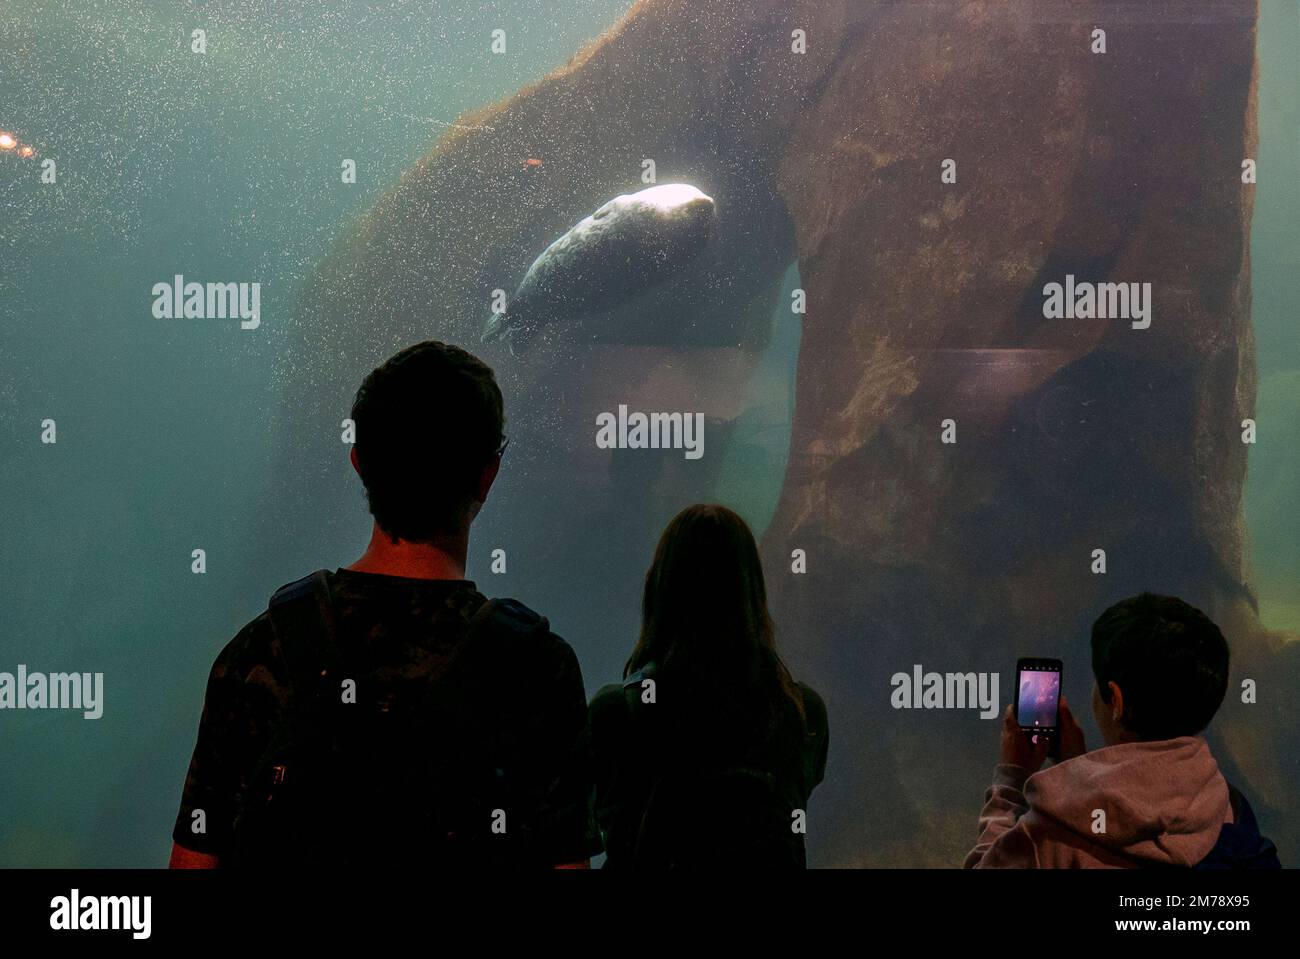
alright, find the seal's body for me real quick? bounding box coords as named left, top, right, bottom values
left=483, top=183, right=716, bottom=352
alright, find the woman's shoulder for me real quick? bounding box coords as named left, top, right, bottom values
left=790, top=681, right=829, bottom=791
left=793, top=681, right=828, bottom=731
left=590, top=682, right=628, bottom=712
left=588, top=681, right=640, bottom=763
left=590, top=665, right=657, bottom=718
left=588, top=681, right=636, bottom=732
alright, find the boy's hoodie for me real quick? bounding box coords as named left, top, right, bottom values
left=964, top=737, right=1232, bottom=868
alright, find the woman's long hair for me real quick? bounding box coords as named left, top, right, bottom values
left=625, top=504, right=804, bottom=746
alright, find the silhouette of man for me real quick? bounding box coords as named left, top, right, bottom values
left=170, top=341, right=599, bottom=869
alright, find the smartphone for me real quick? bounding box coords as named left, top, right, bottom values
left=1015, top=657, right=1062, bottom=741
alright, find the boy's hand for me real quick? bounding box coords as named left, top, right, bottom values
left=999, top=705, right=1050, bottom=773
left=1055, top=695, right=1087, bottom=762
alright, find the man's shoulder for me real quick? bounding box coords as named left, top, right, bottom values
left=204, top=570, right=322, bottom=687
left=192, top=608, right=293, bottom=728
left=207, top=609, right=278, bottom=683
left=473, top=596, right=586, bottom=689
left=478, top=595, right=551, bottom=637
left=480, top=596, right=566, bottom=648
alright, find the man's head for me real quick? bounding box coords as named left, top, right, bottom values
left=1089, top=593, right=1230, bottom=745
left=350, top=341, right=505, bottom=544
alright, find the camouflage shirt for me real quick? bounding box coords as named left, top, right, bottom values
left=172, top=568, right=600, bottom=866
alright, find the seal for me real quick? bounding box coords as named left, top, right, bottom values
left=482, top=183, right=716, bottom=351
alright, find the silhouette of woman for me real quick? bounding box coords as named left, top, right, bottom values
left=588, top=504, right=829, bottom=869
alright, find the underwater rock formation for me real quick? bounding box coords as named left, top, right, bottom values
left=284, top=0, right=1291, bottom=865
left=760, top=0, right=1276, bottom=866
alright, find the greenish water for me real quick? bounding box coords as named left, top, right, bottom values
left=1245, top=3, right=1300, bottom=633
left=0, top=0, right=641, bottom=868
left=0, top=1, right=1294, bottom=867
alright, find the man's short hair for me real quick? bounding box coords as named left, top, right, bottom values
left=1090, top=593, right=1230, bottom=741
left=351, top=341, right=505, bottom=543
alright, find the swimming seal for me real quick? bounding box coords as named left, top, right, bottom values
left=482, top=183, right=716, bottom=352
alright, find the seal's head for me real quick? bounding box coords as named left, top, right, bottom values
left=597, top=183, right=715, bottom=235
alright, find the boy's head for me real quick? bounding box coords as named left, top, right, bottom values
left=350, top=341, right=505, bottom=544
left=1089, top=593, right=1229, bottom=745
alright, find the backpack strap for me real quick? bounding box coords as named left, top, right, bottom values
left=261, top=570, right=342, bottom=758
left=444, top=597, right=550, bottom=687
left=621, top=662, right=690, bottom=867
left=622, top=664, right=657, bottom=713
left=231, top=570, right=341, bottom=854
left=267, top=569, right=342, bottom=697
left=473, top=597, right=550, bottom=643
left=622, top=664, right=664, bottom=764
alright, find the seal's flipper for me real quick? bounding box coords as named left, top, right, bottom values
left=505, top=321, right=542, bottom=356
left=481, top=311, right=509, bottom=343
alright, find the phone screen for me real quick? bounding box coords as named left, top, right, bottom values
left=1016, top=660, right=1062, bottom=731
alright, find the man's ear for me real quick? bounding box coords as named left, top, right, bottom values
left=1107, top=681, right=1125, bottom=724
left=476, top=456, right=501, bottom=504
left=350, top=446, right=361, bottom=476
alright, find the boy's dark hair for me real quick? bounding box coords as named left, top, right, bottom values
left=1090, top=593, right=1230, bottom=741
left=350, top=341, right=505, bottom=543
